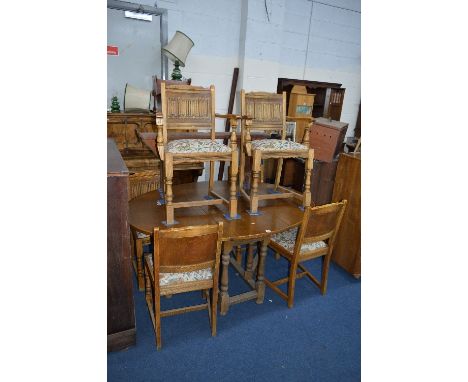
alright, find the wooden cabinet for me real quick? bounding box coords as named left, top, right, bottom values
left=280, top=157, right=339, bottom=206
left=107, top=139, right=136, bottom=351
left=331, top=153, right=361, bottom=278
left=277, top=78, right=345, bottom=120
left=309, top=118, right=348, bottom=162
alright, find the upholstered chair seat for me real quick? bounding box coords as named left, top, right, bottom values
left=271, top=227, right=327, bottom=255
left=251, top=139, right=308, bottom=152
left=167, top=139, right=232, bottom=154
left=136, top=231, right=150, bottom=239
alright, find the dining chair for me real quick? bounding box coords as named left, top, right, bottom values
left=128, top=171, right=159, bottom=291
left=239, top=90, right=315, bottom=215
left=265, top=200, right=347, bottom=308
left=156, top=83, right=240, bottom=225
left=144, top=222, right=223, bottom=349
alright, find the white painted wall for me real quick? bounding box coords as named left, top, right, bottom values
left=158, top=0, right=360, bottom=136
left=112, top=0, right=361, bottom=178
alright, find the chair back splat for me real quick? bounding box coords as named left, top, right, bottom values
left=161, top=84, right=215, bottom=138
left=243, top=91, right=286, bottom=137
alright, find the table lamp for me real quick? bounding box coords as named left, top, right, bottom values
left=124, top=84, right=151, bottom=112
left=162, top=31, right=194, bottom=80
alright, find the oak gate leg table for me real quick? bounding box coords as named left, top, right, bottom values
left=128, top=181, right=304, bottom=315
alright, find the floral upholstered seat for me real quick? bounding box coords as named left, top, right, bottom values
left=251, top=139, right=308, bottom=152
left=271, top=227, right=327, bottom=255
left=167, top=139, right=232, bottom=154
left=146, top=255, right=213, bottom=286
left=160, top=268, right=213, bottom=286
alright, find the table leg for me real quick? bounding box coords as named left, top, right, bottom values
left=219, top=242, right=234, bottom=315
left=245, top=243, right=255, bottom=280
left=256, top=238, right=269, bottom=304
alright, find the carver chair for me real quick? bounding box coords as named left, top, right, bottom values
left=156, top=83, right=239, bottom=225
left=144, top=222, right=223, bottom=349
left=265, top=200, right=347, bottom=308
left=239, top=90, right=315, bottom=215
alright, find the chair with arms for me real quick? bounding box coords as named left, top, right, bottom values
left=156, top=83, right=239, bottom=225
left=144, top=222, right=223, bottom=349
left=265, top=200, right=347, bottom=308
left=239, top=90, right=315, bottom=215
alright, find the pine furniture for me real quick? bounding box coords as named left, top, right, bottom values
left=144, top=222, right=223, bottom=349
left=239, top=90, right=315, bottom=215
left=265, top=200, right=347, bottom=308
left=156, top=83, right=240, bottom=225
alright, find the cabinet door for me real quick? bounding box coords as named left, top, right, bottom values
left=327, top=88, right=345, bottom=120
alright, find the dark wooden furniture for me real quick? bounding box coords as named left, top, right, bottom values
left=107, top=111, right=204, bottom=197
left=309, top=118, right=348, bottom=162
left=266, top=201, right=347, bottom=308
left=107, top=139, right=136, bottom=352
left=332, top=153, right=361, bottom=278
left=281, top=157, right=339, bottom=206
left=128, top=181, right=304, bottom=315
left=239, top=90, right=314, bottom=214
left=156, top=83, right=240, bottom=225
left=277, top=78, right=345, bottom=120
left=144, top=222, right=223, bottom=349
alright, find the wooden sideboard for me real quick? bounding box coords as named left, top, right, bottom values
left=107, top=139, right=136, bottom=351
left=331, top=153, right=361, bottom=278
left=107, top=112, right=204, bottom=196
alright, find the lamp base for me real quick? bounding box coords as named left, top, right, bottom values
left=171, top=60, right=182, bottom=81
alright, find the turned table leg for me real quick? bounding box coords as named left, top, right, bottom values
left=219, top=242, right=233, bottom=315
left=256, top=238, right=269, bottom=304
left=245, top=243, right=255, bottom=280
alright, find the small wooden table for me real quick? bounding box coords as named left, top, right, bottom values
left=129, top=181, right=304, bottom=315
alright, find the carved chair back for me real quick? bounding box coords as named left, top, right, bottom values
left=160, top=82, right=216, bottom=144
left=152, top=76, right=191, bottom=111
left=153, top=222, right=223, bottom=276
left=241, top=91, right=287, bottom=139
left=295, top=200, right=347, bottom=256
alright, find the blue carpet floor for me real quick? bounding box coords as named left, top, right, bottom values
left=108, top=249, right=361, bottom=381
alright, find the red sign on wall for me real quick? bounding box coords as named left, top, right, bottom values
left=107, top=45, right=119, bottom=56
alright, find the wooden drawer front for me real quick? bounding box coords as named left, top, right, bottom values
left=309, top=125, right=343, bottom=162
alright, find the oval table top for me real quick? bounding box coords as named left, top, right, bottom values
left=128, top=181, right=304, bottom=241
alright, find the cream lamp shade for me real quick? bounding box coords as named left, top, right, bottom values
left=162, top=31, right=194, bottom=67
left=162, top=31, right=194, bottom=80
left=124, top=84, right=151, bottom=112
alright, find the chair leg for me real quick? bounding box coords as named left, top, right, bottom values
left=135, top=238, right=145, bottom=291
left=303, top=150, right=313, bottom=208
left=229, top=149, right=238, bottom=218
left=239, top=148, right=245, bottom=190
left=250, top=150, right=261, bottom=214
left=287, top=262, right=298, bottom=308
left=211, top=286, right=218, bottom=337
left=274, top=158, right=283, bottom=190
left=209, top=161, right=215, bottom=192
left=320, top=254, right=332, bottom=295
left=164, top=153, right=175, bottom=225
left=155, top=293, right=162, bottom=350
